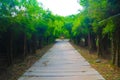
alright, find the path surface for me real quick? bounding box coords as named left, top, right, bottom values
left=18, top=39, right=105, bottom=80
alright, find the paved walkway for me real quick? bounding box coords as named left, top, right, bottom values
left=18, top=40, right=105, bottom=80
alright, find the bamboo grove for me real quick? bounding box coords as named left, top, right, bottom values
left=0, top=0, right=69, bottom=68
left=70, top=0, right=120, bottom=67
left=0, top=0, right=120, bottom=69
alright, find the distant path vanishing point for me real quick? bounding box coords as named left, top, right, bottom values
left=18, top=39, right=105, bottom=80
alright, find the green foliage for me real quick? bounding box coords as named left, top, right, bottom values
left=79, top=0, right=89, bottom=7
left=0, top=0, right=120, bottom=68
left=0, top=0, right=119, bottom=41
left=76, top=0, right=118, bottom=37
left=0, top=0, right=74, bottom=41
left=102, top=20, right=115, bottom=35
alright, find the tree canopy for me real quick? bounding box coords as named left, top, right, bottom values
left=0, top=0, right=120, bottom=68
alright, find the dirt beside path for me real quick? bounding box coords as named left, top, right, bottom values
left=71, top=43, right=120, bottom=80
left=0, top=44, right=53, bottom=80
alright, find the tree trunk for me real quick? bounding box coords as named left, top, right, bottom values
left=39, top=37, right=44, bottom=48
left=85, top=36, right=88, bottom=46
left=23, top=34, right=27, bottom=59
left=112, top=27, right=120, bottom=67
left=91, top=34, right=97, bottom=51
left=27, top=40, right=32, bottom=54
left=10, top=32, right=13, bottom=64
left=7, top=30, right=13, bottom=65
left=31, top=34, right=37, bottom=53
left=88, top=32, right=91, bottom=51
left=97, top=33, right=103, bottom=57
left=88, top=32, right=97, bottom=53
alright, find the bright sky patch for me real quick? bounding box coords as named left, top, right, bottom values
left=37, top=0, right=83, bottom=16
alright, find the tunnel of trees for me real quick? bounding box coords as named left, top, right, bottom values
left=0, top=0, right=120, bottom=72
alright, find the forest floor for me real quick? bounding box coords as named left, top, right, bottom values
left=0, top=44, right=53, bottom=80
left=71, top=43, right=120, bottom=80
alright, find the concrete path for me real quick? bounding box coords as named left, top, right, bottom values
left=18, top=40, right=105, bottom=80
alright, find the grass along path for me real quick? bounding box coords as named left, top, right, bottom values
left=71, top=43, right=120, bottom=80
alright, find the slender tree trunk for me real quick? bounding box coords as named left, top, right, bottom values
left=88, top=31, right=92, bottom=52
left=8, top=30, right=13, bottom=65
left=91, top=34, right=97, bottom=50
left=39, top=37, right=44, bottom=48
left=10, top=33, right=13, bottom=64
left=85, top=36, right=88, bottom=46
left=76, top=35, right=80, bottom=45
left=88, top=31, right=97, bottom=52
left=112, top=37, right=116, bottom=65
left=112, top=28, right=120, bottom=67
left=97, top=34, right=103, bottom=57
left=31, top=34, right=37, bottom=53
left=27, top=40, right=32, bottom=54
left=47, top=36, right=49, bottom=45
left=23, top=34, right=27, bottom=59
